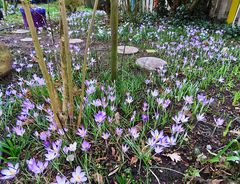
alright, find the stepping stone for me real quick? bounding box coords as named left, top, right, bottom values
left=69, top=38, right=84, bottom=44
left=20, top=37, right=41, bottom=42
left=117, top=46, right=139, bottom=54
left=12, top=29, right=29, bottom=34
left=0, top=43, right=12, bottom=77
left=136, top=57, right=167, bottom=71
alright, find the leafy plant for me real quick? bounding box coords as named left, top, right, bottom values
left=0, top=138, right=21, bottom=164
left=208, top=138, right=240, bottom=163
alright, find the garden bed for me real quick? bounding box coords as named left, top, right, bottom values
left=0, top=9, right=240, bottom=184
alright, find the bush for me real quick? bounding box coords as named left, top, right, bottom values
left=65, top=0, right=82, bottom=12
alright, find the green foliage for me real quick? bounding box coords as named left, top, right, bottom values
left=208, top=138, right=240, bottom=164
left=0, top=138, right=21, bottom=164
left=65, top=0, right=82, bottom=12
left=0, top=0, right=3, bottom=9
left=233, top=91, right=240, bottom=106
left=184, top=166, right=201, bottom=181
left=224, top=26, right=240, bottom=41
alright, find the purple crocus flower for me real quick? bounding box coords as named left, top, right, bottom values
left=130, top=111, right=136, bottom=122
left=52, top=175, right=70, bottom=184
left=196, top=113, right=206, bottom=122
left=142, top=114, right=149, bottom=122
left=26, top=158, right=48, bottom=174
left=183, top=95, right=193, bottom=104
left=151, top=130, right=164, bottom=141
left=94, top=111, right=106, bottom=124
left=142, top=102, right=148, bottom=111
left=162, top=99, right=171, bottom=109
left=76, top=127, right=87, bottom=138
left=81, top=140, right=91, bottom=151
left=43, top=140, right=51, bottom=148
left=70, top=166, right=87, bottom=183
left=12, top=126, right=25, bottom=136
left=86, top=85, right=96, bottom=95
left=68, top=142, right=77, bottom=152
left=122, top=144, right=129, bottom=153
left=214, top=118, right=224, bottom=126
left=156, top=136, right=169, bottom=147
left=116, top=127, right=123, bottom=137
left=151, top=89, right=159, bottom=97
left=92, top=99, right=102, bottom=107
left=40, top=131, right=51, bottom=141
left=156, top=98, right=164, bottom=106
left=171, top=124, right=184, bottom=134
left=102, top=132, right=110, bottom=140
left=45, top=140, right=62, bottom=161
left=146, top=138, right=156, bottom=147
left=154, top=146, right=164, bottom=154
left=0, top=163, right=19, bottom=180
left=197, top=94, right=206, bottom=102
left=128, top=127, right=139, bottom=139
left=45, top=150, right=59, bottom=161
left=167, top=136, right=177, bottom=146
left=125, top=95, right=133, bottom=104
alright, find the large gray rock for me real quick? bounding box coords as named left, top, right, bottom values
left=0, top=43, right=12, bottom=77
left=136, top=57, right=167, bottom=71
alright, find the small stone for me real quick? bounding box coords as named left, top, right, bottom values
left=20, top=37, right=41, bottom=42
left=206, top=145, right=212, bottom=150
left=0, top=43, right=12, bottom=77
left=117, top=46, right=139, bottom=54
left=69, top=39, right=84, bottom=44
left=136, top=57, right=167, bottom=71
left=12, top=29, right=29, bottom=34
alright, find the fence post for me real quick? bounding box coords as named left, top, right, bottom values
left=217, top=0, right=229, bottom=19
left=227, top=0, right=240, bottom=24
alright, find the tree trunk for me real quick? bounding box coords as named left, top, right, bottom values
left=77, top=0, right=99, bottom=128
left=21, top=0, right=62, bottom=128
left=59, top=0, right=74, bottom=122
left=110, top=0, right=118, bottom=81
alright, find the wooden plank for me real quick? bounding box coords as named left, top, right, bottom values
left=217, top=0, right=229, bottom=19
left=150, top=0, right=153, bottom=12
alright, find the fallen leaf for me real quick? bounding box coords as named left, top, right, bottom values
left=153, top=156, right=162, bottom=163
left=136, top=122, right=143, bottom=131
left=111, top=147, right=116, bottom=157
left=114, top=112, right=120, bottom=124
left=108, top=166, right=119, bottom=176
left=184, top=110, right=192, bottom=118
left=93, top=173, right=104, bottom=184
left=130, top=156, right=138, bottom=165
left=25, top=89, right=32, bottom=98
left=209, top=179, right=223, bottom=184
left=73, top=86, right=80, bottom=96
left=166, top=152, right=182, bottom=163
left=230, top=129, right=240, bottom=135
left=22, top=118, right=34, bottom=126
left=96, top=157, right=107, bottom=162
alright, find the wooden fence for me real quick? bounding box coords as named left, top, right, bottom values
left=119, top=0, right=240, bottom=25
